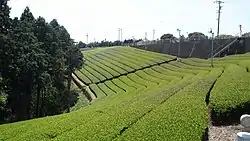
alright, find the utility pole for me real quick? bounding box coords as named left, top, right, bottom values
left=153, top=29, right=155, bottom=40
left=239, top=25, right=242, bottom=37
left=118, top=28, right=121, bottom=41
left=121, top=28, right=123, bottom=42
left=209, top=28, right=214, bottom=67
left=145, top=32, right=147, bottom=51
left=214, top=0, right=224, bottom=37
left=86, top=33, right=88, bottom=44
left=177, top=28, right=181, bottom=59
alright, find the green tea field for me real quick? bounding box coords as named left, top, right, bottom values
left=0, top=46, right=250, bottom=141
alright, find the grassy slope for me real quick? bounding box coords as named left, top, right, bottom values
left=70, top=82, right=89, bottom=112
left=0, top=47, right=249, bottom=141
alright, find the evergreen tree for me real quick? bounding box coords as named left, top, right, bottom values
left=0, top=0, right=11, bottom=34
left=0, top=0, right=12, bottom=121
left=0, top=3, right=84, bottom=123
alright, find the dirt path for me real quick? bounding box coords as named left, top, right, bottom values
left=72, top=73, right=96, bottom=101
left=209, top=124, right=243, bottom=141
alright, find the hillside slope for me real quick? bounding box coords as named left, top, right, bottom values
left=0, top=47, right=250, bottom=141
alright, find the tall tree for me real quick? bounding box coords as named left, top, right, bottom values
left=0, top=0, right=11, bottom=34
left=77, top=41, right=86, bottom=48
left=188, top=32, right=207, bottom=40
left=33, top=16, right=50, bottom=117
left=0, top=0, right=12, bottom=121
left=0, top=3, right=85, bottom=123
left=243, top=32, right=250, bottom=37
left=65, top=44, right=83, bottom=112
left=160, top=33, right=175, bottom=40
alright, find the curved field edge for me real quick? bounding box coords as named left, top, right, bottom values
left=0, top=69, right=209, bottom=141
left=114, top=68, right=223, bottom=141
left=0, top=45, right=249, bottom=140
left=209, top=64, right=250, bottom=125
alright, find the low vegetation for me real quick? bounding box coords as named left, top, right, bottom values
left=210, top=65, right=250, bottom=125
left=116, top=68, right=222, bottom=141
left=0, top=45, right=250, bottom=140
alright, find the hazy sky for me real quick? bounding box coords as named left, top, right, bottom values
left=9, top=0, right=250, bottom=42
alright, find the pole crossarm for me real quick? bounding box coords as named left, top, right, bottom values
left=214, top=0, right=224, bottom=37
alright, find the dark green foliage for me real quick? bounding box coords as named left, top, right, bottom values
left=210, top=65, right=250, bottom=125
left=160, top=33, right=175, bottom=40
left=0, top=0, right=11, bottom=35
left=188, top=32, right=207, bottom=40
left=0, top=46, right=249, bottom=140
left=116, top=69, right=222, bottom=141
left=76, top=41, right=86, bottom=48
left=0, top=2, right=83, bottom=123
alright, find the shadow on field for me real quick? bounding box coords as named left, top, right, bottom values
left=202, top=127, right=209, bottom=141
left=210, top=102, right=250, bottom=126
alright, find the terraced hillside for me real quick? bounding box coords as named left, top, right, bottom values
left=0, top=47, right=250, bottom=141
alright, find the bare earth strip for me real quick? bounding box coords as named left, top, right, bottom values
left=209, top=124, right=243, bottom=141
left=72, top=73, right=96, bottom=101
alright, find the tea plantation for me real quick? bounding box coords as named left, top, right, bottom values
left=0, top=46, right=250, bottom=141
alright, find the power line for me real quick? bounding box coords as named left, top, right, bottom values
left=214, top=0, right=224, bottom=37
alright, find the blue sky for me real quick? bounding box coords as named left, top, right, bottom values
left=9, top=0, right=250, bottom=42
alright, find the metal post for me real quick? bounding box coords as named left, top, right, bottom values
left=177, top=28, right=181, bottom=59
left=209, top=28, right=214, bottom=67
left=211, top=32, right=214, bottom=67
left=239, top=25, right=242, bottom=37
left=86, top=33, right=88, bottom=44
left=118, top=28, right=120, bottom=41
left=153, top=29, right=155, bottom=40
left=214, top=0, right=224, bottom=37
left=145, top=32, right=147, bottom=51
left=121, top=28, right=123, bottom=42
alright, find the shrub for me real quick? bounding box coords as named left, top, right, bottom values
left=210, top=64, right=250, bottom=125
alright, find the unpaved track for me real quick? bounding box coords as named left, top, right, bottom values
left=72, top=73, right=96, bottom=101
left=209, top=124, right=243, bottom=141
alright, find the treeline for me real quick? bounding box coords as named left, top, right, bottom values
left=0, top=1, right=83, bottom=123
left=78, top=39, right=143, bottom=48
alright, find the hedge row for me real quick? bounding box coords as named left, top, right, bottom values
left=79, top=68, right=99, bottom=83
left=117, top=47, right=174, bottom=61
left=74, top=71, right=91, bottom=84
left=115, top=48, right=164, bottom=64
left=210, top=64, right=250, bottom=125
left=86, top=57, right=120, bottom=77
left=95, top=53, right=136, bottom=72
left=116, top=68, right=222, bottom=141
left=109, top=49, right=155, bottom=66
left=85, top=61, right=113, bottom=79
left=76, top=46, right=176, bottom=85
left=49, top=68, right=209, bottom=141
left=0, top=61, right=204, bottom=141
left=113, top=47, right=174, bottom=63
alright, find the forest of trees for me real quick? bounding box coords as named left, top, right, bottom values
left=0, top=0, right=83, bottom=123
